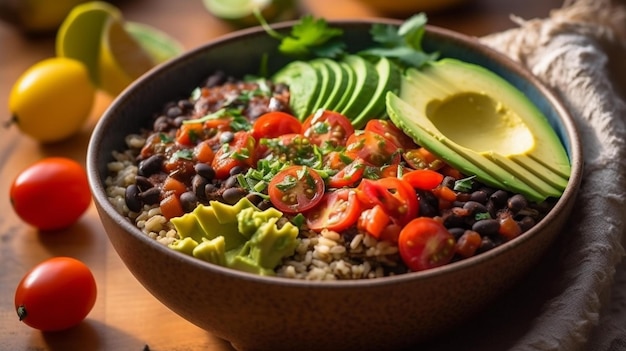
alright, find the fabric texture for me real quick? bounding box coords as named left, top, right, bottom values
left=422, top=1, right=626, bottom=350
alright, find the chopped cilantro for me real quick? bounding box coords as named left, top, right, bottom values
left=454, top=175, right=476, bottom=192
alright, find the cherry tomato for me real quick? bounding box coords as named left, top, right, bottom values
left=345, top=130, right=400, bottom=167
left=356, top=177, right=418, bottom=225
left=15, top=257, right=97, bottom=331
left=211, top=131, right=256, bottom=179
left=327, top=158, right=365, bottom=188
left=10, top=157, right=91, bottom=231
left=306, top=188, right=361, bottom=232
left=252, top=111, right=302, bottom=140
left=302, top=110, right=354, bottom=147
left=403, top=147, right=444, bottom=170
left=268, top=165, right=325, bottom=214
left=363, top=119, right=417, bottom=149
left=401, top=169, right=444, bottom=190
left=398, top=217, right=456, bottom=272
left=357, top=204, right=389, bottom=239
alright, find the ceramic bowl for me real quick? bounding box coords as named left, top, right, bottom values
left=87, top=19, right=582, bottom=351
left=358, top=0, right=469, bottom=15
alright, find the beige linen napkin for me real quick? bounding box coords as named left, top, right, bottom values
left=421, top=1, right=626, bottom=350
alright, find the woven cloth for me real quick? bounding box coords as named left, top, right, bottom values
left=423, top=1, right=626, bottom=350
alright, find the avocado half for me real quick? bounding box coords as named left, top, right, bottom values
left=387, top=58, right=571, bottom=202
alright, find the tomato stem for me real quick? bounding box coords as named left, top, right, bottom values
left=17, top=305, right=27, bottom=321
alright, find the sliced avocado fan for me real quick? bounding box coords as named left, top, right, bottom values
left=387, top=58, right=571, bottom=202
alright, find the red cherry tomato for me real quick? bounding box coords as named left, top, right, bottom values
left=327, top=158, right=365, bottom=188
left=403, top=147, right=444, bottom=170
left=302, top=110, right=354, bottom=147
left=306, top=188, right=361, bottom=232
left=15, top=257, right=97, bottom=331
left=345, top=130, right=400, bottom=167
left=356, top=177, right=418, bottom=225
left=401, top=169, right=445, bottom=190
left=211, top=131, right=256, bottom=179
left=363, top=119, right=417, bottom=149
left=398, top=217, right=456, bottom=272
left=252, top=111, right=302, bottom=140
left=10, top=157, right=91, bottom=231
left=268, top=165, right=325, bottom=214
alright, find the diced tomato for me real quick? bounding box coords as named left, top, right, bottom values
left=252, top=111, right=302, bottom=140
left=162, top=176, right=187, bottom=197
left=398, top=217, right=456, bottom=271
left=401, top=169, right=444, bottom=190
left=454, top=230, right=482, bottom=258
left=268, top=165, right=325, bottom=214
left=194, top=141, right=215, bottom=164
left=357, top=204, right=390, bottom=239
left=403, top=147, right=444, bottom=170
left=160, top=193, right=184, bottom=220
left=498, top=213, right=522, bottom=240
left=302, top=110, right=354, bottom=148
left=203, top=117, right=233, bottom=132
left=176, top=122, right=205, bottom=145
left=306, top=188, right=360, bottom=232
left=364, top=119, right=417, bottom=149
left=356, top=177, right=418, bottom=225
left=211, top=131, right=256, bottom=179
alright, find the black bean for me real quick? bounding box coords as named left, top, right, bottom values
left=448, top=227, right=466, bottom=240
left=245, top=193, right=264, bottom=206
left=489, top=190, right=509, bottom=208
left=205, top=71, right=226, bottom=87
left=204, top=183, right=220, bottom=201
left=173, top=116, right=186, bottom=127
left=469, top=189, right=488, bottom=204
left=135, top=176, right=154, bottom=191
left=139, top=187, right=161, bottom=205
left=166, top=106, right=183, bottom=118
left=194, top=163, right=216, bottom=180
left=178, top=99, right=194, bottom=112
left=220, top=131, right=234, bottom=144
left=507, top=194, right=528, bottom=214
left=472, top=219, right=500, bottom=236
left=518, top=216, right=536, bottom=233
left=125, top=184, right=143, bottom=212
left=138, top=154, right=164, bottom=176
left=463, top=201, right=488, bottom=215
left=180, top=191, right=198, bottom=213
left=191, top=175, right=209, bottom=199
left=256, top=199, right=272, bottom=211
left=153, top=115, right=171, bottom=132
left=222, top=187, right=247, bottom=205
left=442, top=208, right=468, bottom=228
left=223, top=175, right=239, bottom=189
left=477, top=236, right=496, bottom=253
left=229, top=165, right=245, bottom=176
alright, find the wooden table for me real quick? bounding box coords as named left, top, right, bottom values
left=0, top=0, right=562, bottom=350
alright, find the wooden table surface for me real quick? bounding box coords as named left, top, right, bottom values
left=0, top=0, right=562, bottom=350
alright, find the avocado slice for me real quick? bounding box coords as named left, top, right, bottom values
left=331, top=62, right=356, bottom=114
left=309, top=58, right=336, bottom=113
left=387, top=58, right=571, bottom=202
left=352, top=57, right=402, bottom=128
left=314, top=58, right=349, bottom=112
left=339, top=55, right=379, bottom=120
left=272, top=60, right=321, bottom=120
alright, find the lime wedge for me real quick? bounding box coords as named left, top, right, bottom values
left=56, top=1, right=183, bottom=96
left=203, top=0, right=297, bottom=27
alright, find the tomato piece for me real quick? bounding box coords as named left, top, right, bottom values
left=454, top=230, right=482, bottom=258
left=252, top=111, right=302, bottom=140
left=10, top=157, right=91, bottom=231
left=403, top=147, right=444, bottom=170
left=398, top=217, right=456, bottom=271
left=176, top=122, right=205, bottom=145
left=195, top=141, right=215, bottom=164
left=306, top=188, right=360, bottom=232
left=345, top=130, right=400, bottom=167
left=15, top=257, right=97, bottom=331
left=160, top=193, right=184, bottom=220
left=498, top=213, right=522, bottom=240
left=357, top=204, right=390, bottom=239
left=211, top=131, right=256, bottom=179
left=268, top=165, right=325, bottom=214
left=302, top=110, right=354, bottom=147
left=356, top=178, right=418, bottom=225
left=363, top=119, right=417, bottom=149
left=162, top=176, right=187, bottom=197
left=327, top=158, right=365, bottom=188
left=401, top=169, right=444, bottom=190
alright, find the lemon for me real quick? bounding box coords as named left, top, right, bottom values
left=56, top=1, right=183, bottom=96
left=203, top=0, right=297, bottom=28
left=8, top=57, right=95, bottom=143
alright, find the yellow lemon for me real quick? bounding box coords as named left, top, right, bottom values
left=8, top=57, right=95, bottom=143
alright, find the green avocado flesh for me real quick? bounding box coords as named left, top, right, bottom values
left=387, top=58, right=571, bottom=202
left=272, top=55, right=400, bottom=127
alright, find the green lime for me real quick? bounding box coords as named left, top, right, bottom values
left=203, top=0, right=297, bottom=28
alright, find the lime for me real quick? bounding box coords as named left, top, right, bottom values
left=56, top=1, right=183, bottom=96
left=203, top=0, right=297, bottom=28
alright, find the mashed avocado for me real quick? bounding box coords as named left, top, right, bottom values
left=169, top=198, right=299, bottom=276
